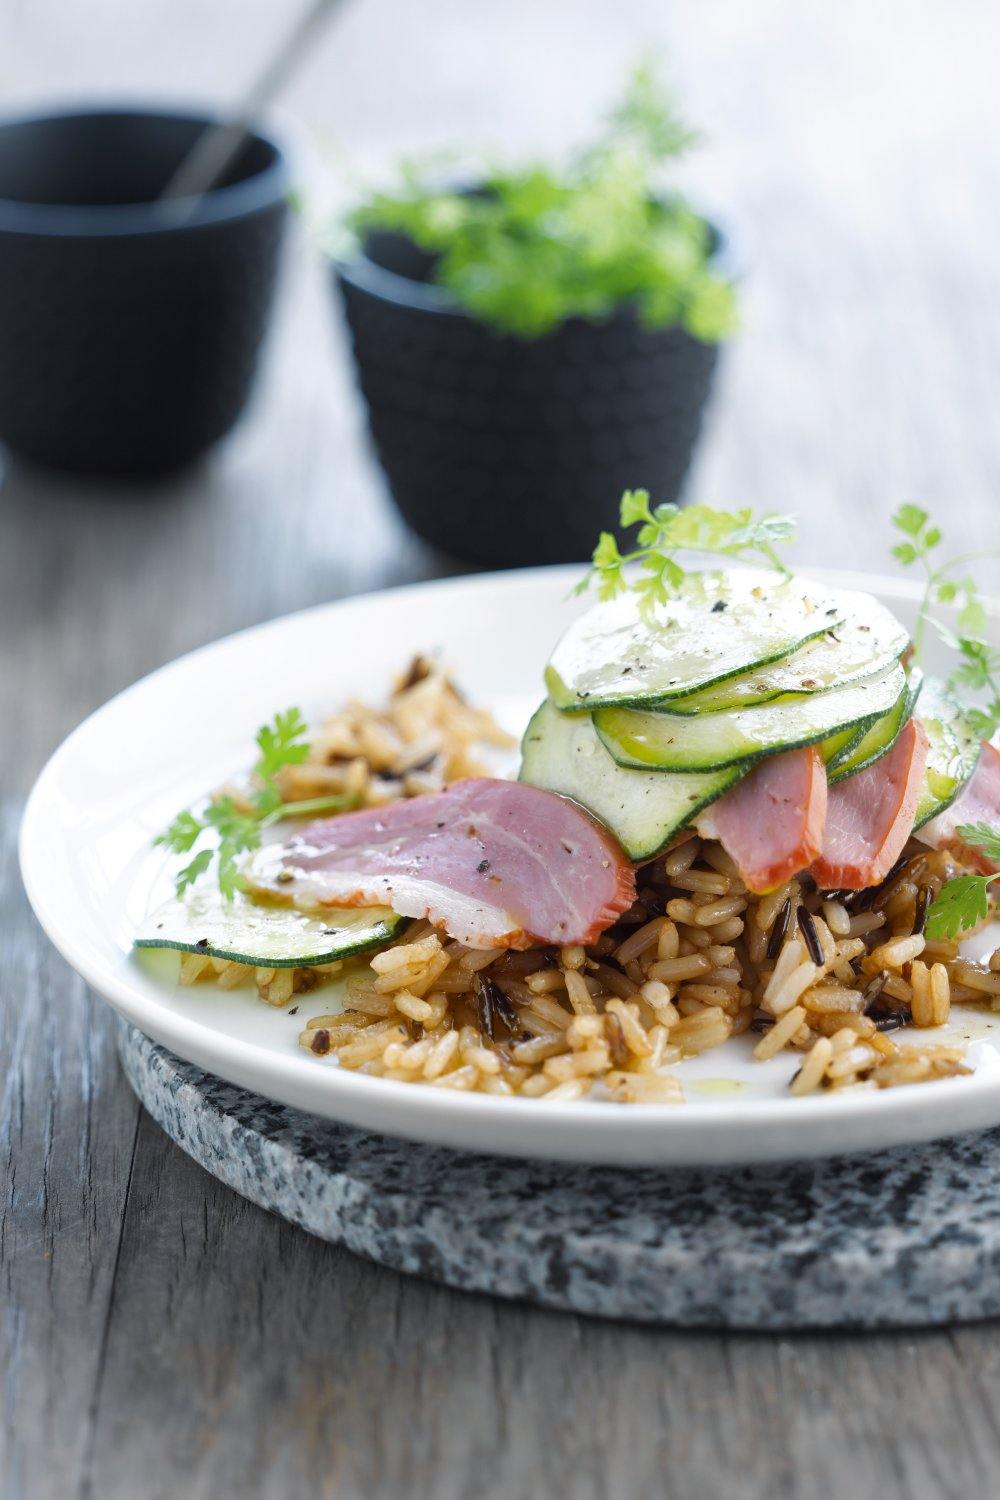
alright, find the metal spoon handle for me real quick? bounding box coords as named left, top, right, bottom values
left=160, top=0, right=346, bottom=203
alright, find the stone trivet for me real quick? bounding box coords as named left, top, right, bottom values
left=118, top=1022, right=1000, bottom=1329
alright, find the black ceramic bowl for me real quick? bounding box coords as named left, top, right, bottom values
left=334, top=218, right=733, bottom=567
left=0, top=106, right=289, bottom=476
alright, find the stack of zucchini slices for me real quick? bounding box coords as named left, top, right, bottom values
left=520, top=569, right=979, bottom=860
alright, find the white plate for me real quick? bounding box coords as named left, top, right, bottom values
left=20, top=565, right=1000, bottom=1167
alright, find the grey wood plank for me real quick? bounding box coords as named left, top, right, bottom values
left=0, top=802, right=142, bottom=1500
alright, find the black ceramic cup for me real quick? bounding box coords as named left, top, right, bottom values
left=0, top=107, right=289, bottom=476
left=334, top=217, right=733, bottom=568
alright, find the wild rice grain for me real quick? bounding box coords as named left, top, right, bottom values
left=766, top=896, right=794, bottom=959
left=796, top=907, right=824, bottom=966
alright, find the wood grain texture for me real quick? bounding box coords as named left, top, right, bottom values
left=3, top=0, right=1000, bottom=1495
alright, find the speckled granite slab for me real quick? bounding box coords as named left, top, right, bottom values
left=118, top=1022, right=1000, bottom=1329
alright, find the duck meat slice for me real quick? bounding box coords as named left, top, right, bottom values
left=918, top=741, right=1000, bottom=873
left=812, top=717, right=929, bottom=890
left=248, top=777, right=636, bottom=949
left=695, top=746, right=828, bottom=893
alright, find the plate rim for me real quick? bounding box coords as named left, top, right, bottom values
left=20, top=562, right=1000, bottom=1166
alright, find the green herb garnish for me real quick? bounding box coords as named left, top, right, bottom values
left=575, top=491, right=796, bottom=615
left=348, top=63, right=737, bottom=342
left=156, top=708, right=352, bottom=900
left=891, top=504, right=1000, bottom=736
left=924, top=823, right=1000, bottom=939
left=954, top=823, right=1000, bottom=864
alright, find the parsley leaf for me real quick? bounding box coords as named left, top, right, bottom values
left=956, top=822, right=1000, bottom=864
left=253, top=707, right=309, bottom=811
left=155, top=709, right=352, bottom=901
left=155, top=809, right=205, bottom=856
left=174, top=848, right=213, bottom=898
left=890, top=506, right=1000, bottom=736
left=576, top=493, right=796, bottom=613
left=923, top=823, right=1000, bottom=939
left=348, top=64, right=737, bottom=343
left=924, top=874, right=999, bottom=941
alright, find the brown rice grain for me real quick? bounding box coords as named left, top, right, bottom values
left=909, top=960, right=933, bottom=1026
left=753, top=1005, right=808, bottom=1060
left=812, top=1011, right=878, bottom=1038
left=755, top=881, right=796, bottom=934
left=849, top=911, right=887, bottom=939
left=951, top=961, right=1000, bottom=996
left=826, top=1044, right=880, bottom=1080
left=822, top=899, right=851, bottom=937
left=692, top=895, right=747, bottom=927
left=790, top=1036, right=834, bottom=1095
left=663, top=839, right=700, bottom=877
left=708, top=917, right=746, bottom=943
left=648, top=952, right=712, bottom=984
left=656, top=920, right=680, bottom=961
left=870, top=934, right=926, bottom=970
left=615, top=917, right=668, bottom=964
left=803, top=984, right=866, bottom=1014
left=423, top=1029, right=461, bottom=1079
left=672, top=869, right=731, bottom=896
left=605, top=999, right=653, bottom=1057
left=430, top=1064, right=478, bottom=1091
left=542, top=1079, right=590, bottom=1102
left=522, top=993, right=572, bottom=1030
left=929, top=962, right=950, bottom=1025
left=563, top=968, right=597, bottom=1014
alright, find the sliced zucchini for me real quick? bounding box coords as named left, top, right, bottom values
left=546, top=569, right=846, bottom=712
left=649, top=600, right=908, bottom=716
left=593, top=662, right=905, bottom=774
left=913, top=679, right=981, bottom=829
left=519, top=701, right=745, bottom=861
left=821, top=721, right=867, bottom=766
left=827, top=672, right=923, bottom=783
left=135, top=887, right=406, bottom=968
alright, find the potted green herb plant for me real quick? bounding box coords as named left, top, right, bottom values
left=333, top=66, right=738, bottom=567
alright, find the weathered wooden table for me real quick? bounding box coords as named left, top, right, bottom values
left=5, top=2, right=1000, bottom=1494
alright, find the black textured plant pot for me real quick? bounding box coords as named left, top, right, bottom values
left=0, top=107, right=289, bottom=477
left=334, top=223, right=730, bottom=567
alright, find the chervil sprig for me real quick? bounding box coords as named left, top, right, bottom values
left=891, top=505, right=1000, bottom=735
left=575, top=492, right=796, bottom=615
left=955, top=822, right=1000, bottom=864
left=155, top=708, right=351, bottom=901
left=923, top=823, right=1000, bottom=940
left=250, top=706, right=310, bottom=816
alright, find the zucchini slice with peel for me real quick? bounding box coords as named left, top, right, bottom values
left=546, top=569, right=847, bottom=712
left=913, top=679, right=981, bottom=829
left=135, top=887, right=405, bottom=968
left=648, top=606, right=908, bottom=716
left=593, top=662, right=906, bottom=774
left=827, top=672, right=923, bottom=784
left=519, top=701, right=746, bottom=861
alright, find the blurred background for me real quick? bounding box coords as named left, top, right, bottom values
left=4, top=0, right=999, bottom=776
